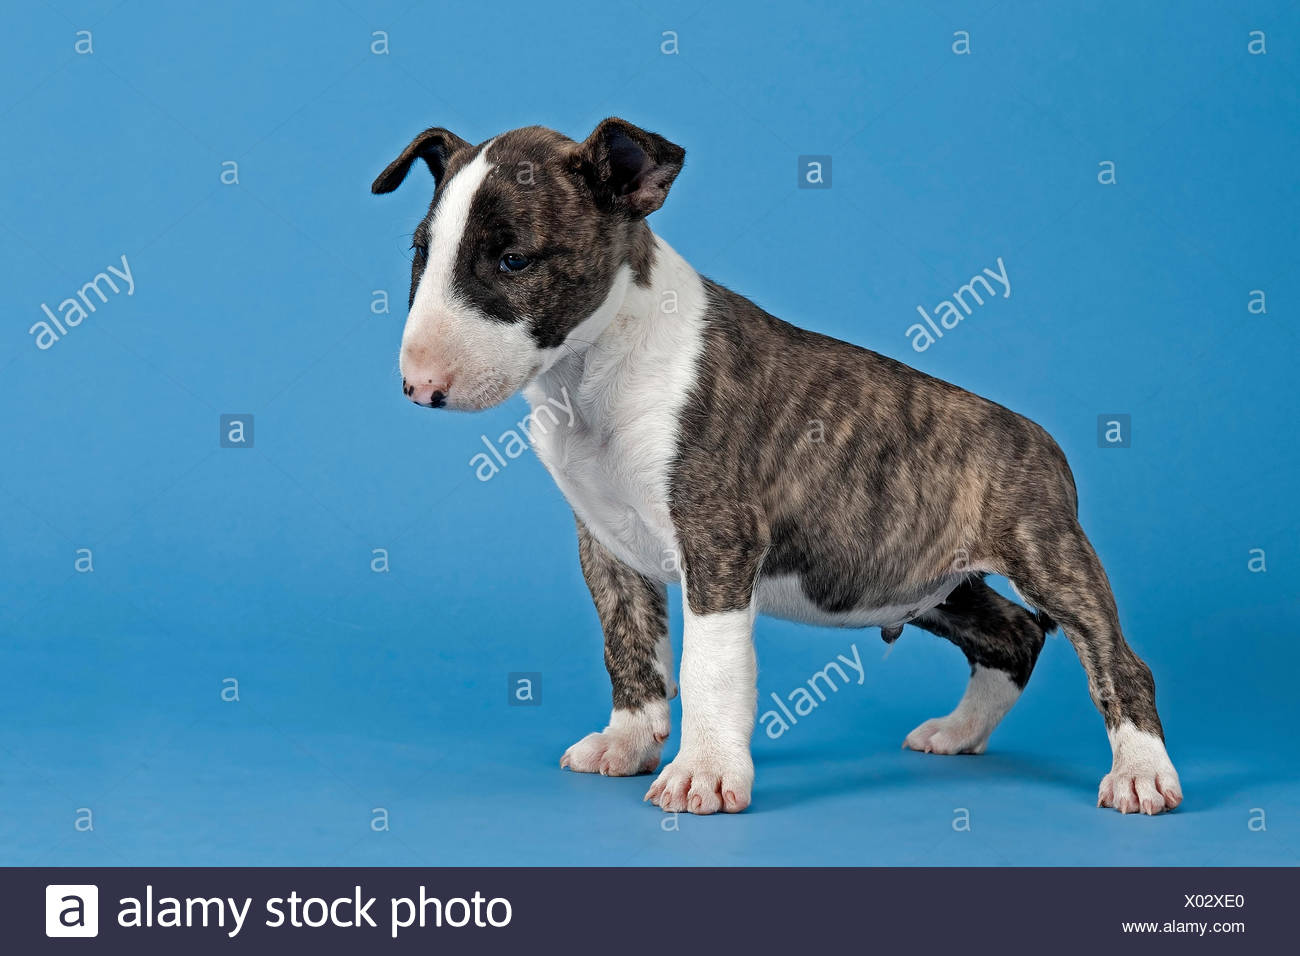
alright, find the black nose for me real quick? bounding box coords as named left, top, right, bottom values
left=402, top=378, right=448, bottom=408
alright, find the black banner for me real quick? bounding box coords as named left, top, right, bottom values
left=11, top=867, right=1295, bottom=953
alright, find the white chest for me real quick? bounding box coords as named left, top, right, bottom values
left=532, top=413, right=679, bottom=582
left=522, top=234, right=708, bottom=585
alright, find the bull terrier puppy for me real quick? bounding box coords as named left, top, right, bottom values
left=372, top=118, right=1181, bottom=816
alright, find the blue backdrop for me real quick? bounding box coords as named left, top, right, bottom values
left=2, top=1, right=1296, bottom=866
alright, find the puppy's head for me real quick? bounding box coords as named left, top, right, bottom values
left=372, top=118, right=685, bottom=410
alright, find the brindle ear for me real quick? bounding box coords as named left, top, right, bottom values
left=575, top=117, right=685, bottom=218
left=371, top=127, right=471, bottom=194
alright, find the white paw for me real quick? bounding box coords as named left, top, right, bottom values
left=560, top=704, right=668, bottom=776
left=903, top=714, right=990, bottom=755
left=643, top=750, right=753, bottom=814
left=903, top=666, right=1020, bottom=755
left=1098, top=721, right=1183, bottom=815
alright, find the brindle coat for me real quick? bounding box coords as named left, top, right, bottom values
left=670, top=282, right=1161, bottom=736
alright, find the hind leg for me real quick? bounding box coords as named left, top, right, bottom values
left=1003, top=521, right=1182, bottom=814
left=904, top=577, right=1048, bottom=754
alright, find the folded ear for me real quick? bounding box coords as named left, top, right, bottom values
left=574, top=117, right=685, bottom=218
left=371, top=127, right=471, bottom=194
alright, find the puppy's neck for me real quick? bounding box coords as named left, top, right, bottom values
left=526, top=233, right=700, bottom=415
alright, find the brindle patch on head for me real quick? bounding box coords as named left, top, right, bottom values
left=469, top=127, right=636, bottom=348
left=405, top=125, right=664, bottom=350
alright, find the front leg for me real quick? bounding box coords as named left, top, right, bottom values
left=645, top=514, right=763, bottom=814
left=561, top=518, right=675, bottom=776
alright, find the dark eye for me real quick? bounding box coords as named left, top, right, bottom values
left=412, top=242, right=428, bottom=259
left=498, top=252, right=530, bottom=273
